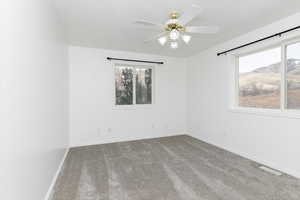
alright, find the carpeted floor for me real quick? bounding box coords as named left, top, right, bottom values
left=50, top=135, right=300, bottom=200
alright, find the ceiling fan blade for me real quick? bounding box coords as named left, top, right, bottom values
left=134, top=20, right=164, bottom=30
left=178, top=4, right=203, bottom=25
left=185, top=26, right=219, bottom=34
left=143, top=32, right=166, bottom=43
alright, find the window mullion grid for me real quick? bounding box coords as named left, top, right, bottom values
left=280, top=44, right=287, bottom=111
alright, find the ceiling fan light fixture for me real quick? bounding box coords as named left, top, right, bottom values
left=170, top=41, right=178, bottom=49
left=158, top=36, right=167, bottom=46
left=170, top=29, right=180, bottom=40
left=182, top=35, right=192, bottom=44
left=136, top=9, right=219, bottom=50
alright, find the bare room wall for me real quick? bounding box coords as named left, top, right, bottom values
left=1, top=1, right=69, bottom=199
left=69, top=46, right=187, bottom=147
left=187, top=12, right=300, bottom=178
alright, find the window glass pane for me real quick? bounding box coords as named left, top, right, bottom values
left=238, top=47, right=281, bottom=109
left=136, top=68, right=152, bottom=104
left=115, top=66, right=133, bottom=105
left=286, top=42, right=300, bottom=109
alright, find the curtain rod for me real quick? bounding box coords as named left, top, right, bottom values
left=107, top=57, right=164, bottom=64
left=217, top=25, right=300, bottom=56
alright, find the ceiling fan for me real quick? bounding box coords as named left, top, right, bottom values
left=134, top=5, right=219, bottom=49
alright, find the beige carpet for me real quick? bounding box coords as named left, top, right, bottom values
left=51, top=135, right=300, bottom=200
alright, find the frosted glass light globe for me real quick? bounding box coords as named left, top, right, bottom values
left=169, top=29, right=180, bottom=40
left=170, top=42, right=178, bottom=49
left=182, top=35, right=191, bottom=44
left=158, top=36, right=167, bottom=46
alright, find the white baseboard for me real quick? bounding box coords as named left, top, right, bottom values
left=44, top=148, right=69, bottom=200
left=189, top=133, right=300, bottom=179
left=70, top=132, right=187, bottom=148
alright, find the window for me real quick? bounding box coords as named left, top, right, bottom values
left=236, top=40, right=300, bottom=111
left=238, top=47, right=281, bottom=109
left=135, top=68, right=152, bottom=104
left=286, top=42, right=300, bottom=109
left=115, top=66, right=134, bottom=105
left=114, top=64, right=153, bottom=106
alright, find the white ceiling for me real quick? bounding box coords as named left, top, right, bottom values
left=54, top=0, right=300, bottom=57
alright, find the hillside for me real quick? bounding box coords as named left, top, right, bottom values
left=239, top=58, right=300, bottom=109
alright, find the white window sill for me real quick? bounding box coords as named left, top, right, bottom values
left=228, top=107, right=300, bottom=119
left=112, top=104, right=154, bottom=110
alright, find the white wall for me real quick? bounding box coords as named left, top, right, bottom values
left=187, top=12, right=300, bottom=178
left=69, top=46, right=187, bottom=147
left=0, top=1, right=69, bottom=200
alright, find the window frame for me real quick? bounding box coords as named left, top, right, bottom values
left=230, top=37, right=300, bottom=118
left=113, top=62, right=155, bottom=109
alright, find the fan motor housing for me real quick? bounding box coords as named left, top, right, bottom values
left=170, top=12, right=180, bottom=19
left=165, top=12, right=185, bottom=31
left=165, top=23, right=184, bottom=31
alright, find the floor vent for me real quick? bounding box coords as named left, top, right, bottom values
left=259, top=166, right=283, bottom=176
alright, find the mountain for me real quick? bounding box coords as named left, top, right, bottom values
left=239, top=58, right=300, bottom=96
left=252, top=58, right=300, bottom=74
